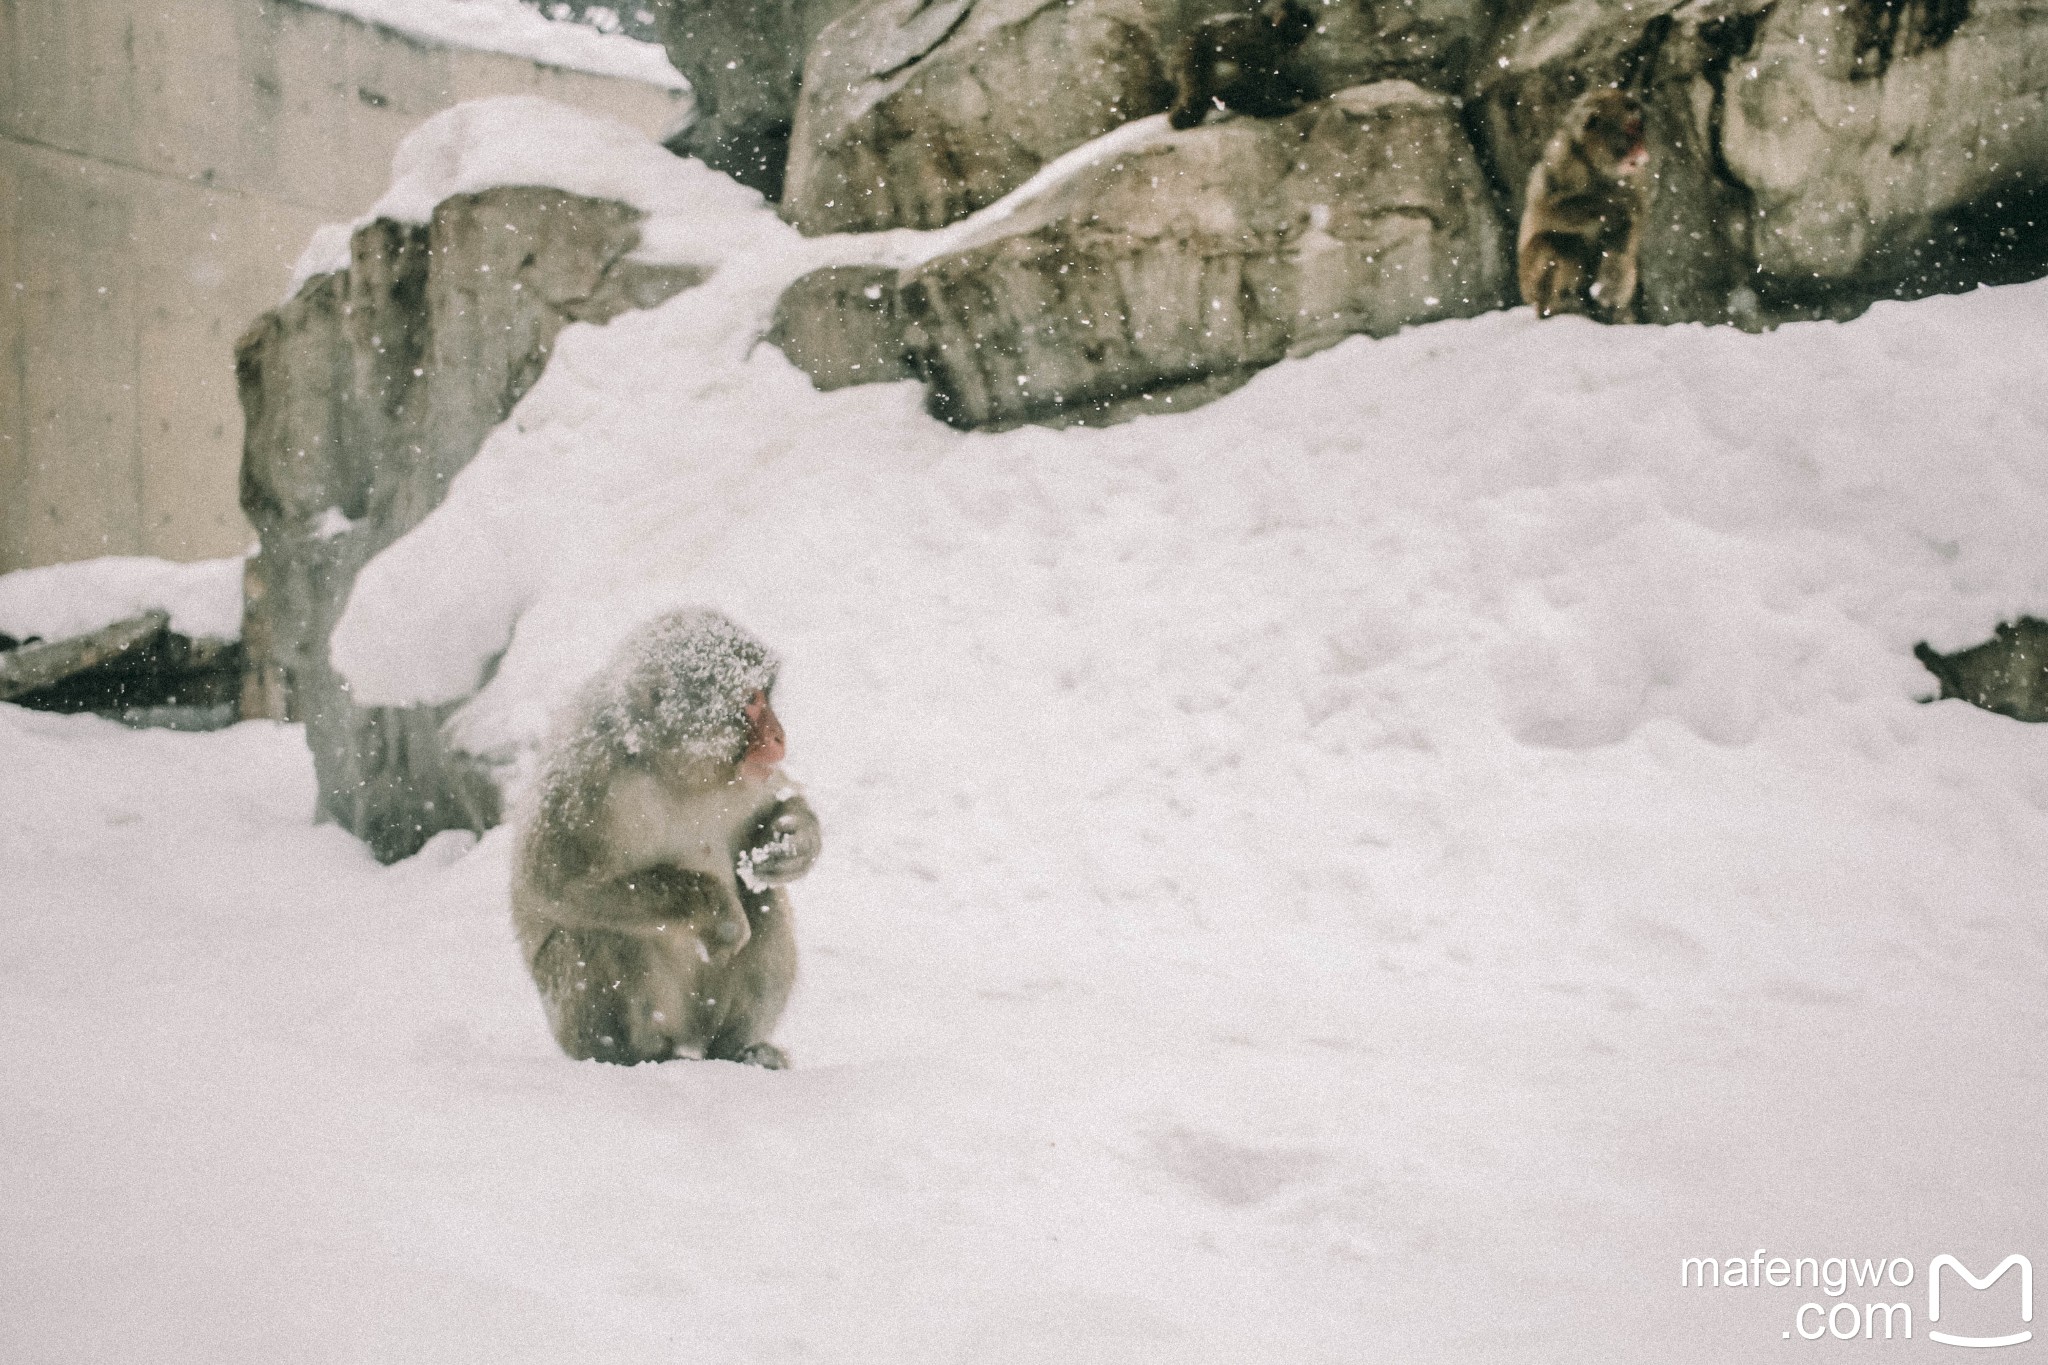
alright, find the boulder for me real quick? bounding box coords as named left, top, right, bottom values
left=896, top=82, right=1510, bottom=429
left=767, top=265, right=919, bottom=389
left=655, top=0, right=868, bottom=197
left=0, top=610, right=242, bottom=730
left=1916, top=618, right=2048, bottom=722
left=1469, top=0, right=2048, bottom=323
left=781, top=0, right=1177, bottom=235
left=237, top=188, right=704, bottom=862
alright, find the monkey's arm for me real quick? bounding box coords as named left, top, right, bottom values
left=1519, top=228, right=1597, bottom=315
left=738, top=794, right=822, bottom=888
left=1529, top=187, right=1618, bottom=235
left=526, top=863, right=725, bottom=936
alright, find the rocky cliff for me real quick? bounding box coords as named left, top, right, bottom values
left=236, top=187, right=701, bottom=861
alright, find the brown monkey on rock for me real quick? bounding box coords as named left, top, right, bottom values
left=1167, top=0, right=1318, bottom=130
left=512, top=609, right=821, bottom=1067
left=1517, top=88, right=1650, bottom=323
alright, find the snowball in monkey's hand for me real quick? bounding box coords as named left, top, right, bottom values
left=737, top=797, right=821, bottom=891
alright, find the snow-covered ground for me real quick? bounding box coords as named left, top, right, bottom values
left=6, top=101, right=2048, bottom=1363
left=0, top=553, right=244, bottom=642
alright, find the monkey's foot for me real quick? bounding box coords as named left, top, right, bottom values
left=726, top=1042, right=789, bottom=1070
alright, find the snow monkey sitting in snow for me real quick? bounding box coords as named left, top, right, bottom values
left=1167, top=0, right=1318, bottom=130
left=1517, top=88, right=1650, bottom=324
left=512, top=609, right=821, bottom=1067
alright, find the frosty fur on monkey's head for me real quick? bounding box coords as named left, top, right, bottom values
left=565, top=608, right=780, bottom=771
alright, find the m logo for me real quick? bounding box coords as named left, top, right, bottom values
left=1929, top=1255, right=2032, bottom=1349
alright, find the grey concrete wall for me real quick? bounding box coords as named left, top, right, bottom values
left=0, top=0, right=688, bottom=571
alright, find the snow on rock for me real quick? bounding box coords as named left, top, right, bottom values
left=283, top=223, right=358, bottom=294
left=0, top=554, right=245, bottom=642
left=287, top=97, right=1205, bottom=299
left=287, top=96, right=772, bottom=294
left=299, top=0, right=685, bottom=89
left=361, top=95, right=738, bottom=229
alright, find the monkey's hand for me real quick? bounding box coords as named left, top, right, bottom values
left=737, top=794, right=821, bottom=890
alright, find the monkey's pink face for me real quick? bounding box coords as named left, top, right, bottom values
left=1616, top=123, right=1649, bottom=177
left=1604, top=106, right=1649, bottom=177
left=1579, top=92, right=1648, bottom=178
left=739, top=690, right=785, bottom=781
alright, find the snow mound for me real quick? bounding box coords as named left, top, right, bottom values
left=333, top=254, right=2048, bottom=763
left=0, top=554, right=245, bottom=642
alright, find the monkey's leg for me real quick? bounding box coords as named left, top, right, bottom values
left=524, top=866, right=738, bottom=1064
left=529, top=926, right=687, bottom=1064
left=703, top=887, right=799, bottom=1067
left=1519, top=232, right=1597, bottom=317
left=1592, top=224, right=1643, bottom=324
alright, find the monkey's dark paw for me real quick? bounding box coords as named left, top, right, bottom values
left=739, top=799, right=822, bottom=887
left=728, top=1042, right=789, bottom=1070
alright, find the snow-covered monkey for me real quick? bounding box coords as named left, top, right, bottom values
left=512, top=610, right=821, bottom=1067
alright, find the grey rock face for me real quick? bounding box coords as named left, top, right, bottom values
left=896, top=82, right=1509, bottom=429
left=655, top=0, right=867, bottom=197
left=1470, top=0, right=2048, bottom=323
left=768, top=265, right=919, bottom=389
left=237, top=188, right=704, bottom=863
left=782, top=0, right=1177, bottom=235
left=1722, top=0, right=2048, bottom=296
